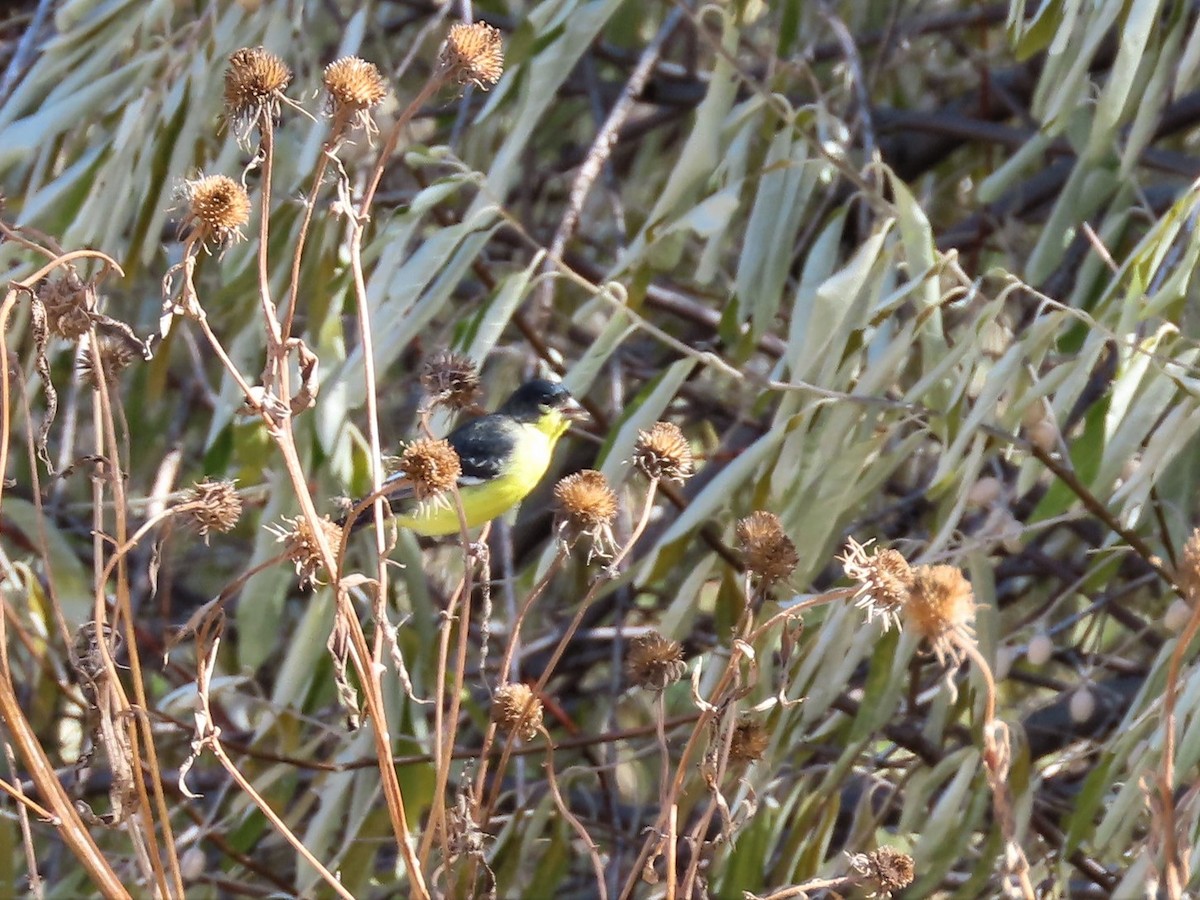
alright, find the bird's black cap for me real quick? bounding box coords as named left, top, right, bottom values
left=497, top=379, right=577, bottom=422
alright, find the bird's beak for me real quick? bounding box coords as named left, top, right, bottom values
left=562, top=396, right=589, bottom=423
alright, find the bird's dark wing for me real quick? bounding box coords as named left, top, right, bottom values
left=446, top=414, right=518, bottom=482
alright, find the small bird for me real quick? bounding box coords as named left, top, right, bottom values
left=347, top=379, right=585, bottom=535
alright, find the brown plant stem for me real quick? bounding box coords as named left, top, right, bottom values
left=1157, top=594, right=1200, bottom=900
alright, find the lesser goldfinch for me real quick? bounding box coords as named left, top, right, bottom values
left=348, top=379, right=585, bottom=535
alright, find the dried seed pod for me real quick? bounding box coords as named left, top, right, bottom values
left=182, top=174, right=251, bottom=247
left=396, top=439, right=462, bottom=502
left=420, top=350, right=481, bottom=411
left=181, top=479, right=243, bottom=540
left=272, top=515, right=343, bottom=586
left=632, top=421, right=693, bottom=483
left=78, top=337, right=138, bottom=390
left=728, top=720, right=769, bottom=763
left=440, top=22, right=504, bottom=89
left=38, top=272, right=93, bottom=341
left=736, top=511, right=798, bottom=588
left=841, top=537, right=913, bottom=631
left=554, top=469, right=618, bottom=559
left=324, top=56, right=387, bottom=112
left=626, top=631, right=686, bottom=690
left=1176, top=529, right=1200, bottom=602
left=850, top=846, right=915, bottom=896
left=491, top=683, right=542, bottom=741
left=223, top=46, right=291, bottom=126
left=904, top=563, right=976, bottom=665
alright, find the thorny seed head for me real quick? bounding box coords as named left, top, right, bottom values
left=905, top=563, right=976, bottom=666
left=324, top=56, right=387, bottom=114
left=71, top=621, right=121, bottom=686
left=1176, top=528, right=1200, bottom=602
left=420, top=350, right=481, bottom=411
left=78, top=338, right=138, bottom=390
left=397, top=439, right=462, bottom=503
left=632, top=421, right=693, bottom=483
left=440, top=22, right=504, bottom=90
left=841, top=537, right=914, bottom=632
left=736, top=511, right=798, bottom=588
left=848, top=846, right=915, bottom=897
left=491, top=683, right=543, bottom=741
left=553, top=469, right=619, bottom=559
left=182, top=174, right=251, bottom=247
left=728, top=720, right=770, bottom=764
left=38, top=272, right=93, bottom=341
left=223, top=47, right=291, bottom=128
left=271, top=515, right=343, bottom=586
left=181, top=479, right=243, bottom=541
left=626, top=631, right=686, bottom=691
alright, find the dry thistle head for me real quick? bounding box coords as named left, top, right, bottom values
left=849, top=846, right=915, bottom=897
left=223, top=47, right=291, bottom=128
left=181, top=479, right=243, bottom=541
left=728, top=719, right=770, bottom=763
left=841, top=537, right=914, bottom=632
left=491, top=683, right=543, bottom=741
left=1176, top=528, right=1200, bottom=602
left=905, top=563, right=976, bottom=665
left=38, top=272, right=93, bottom=340
left=736, top=511, right=798, bottom=588
left=626, top=631, right=686, bottom=691
left=78, top=337, right=138, bottom=390
left=420, top=350, right=481, bottom=411
left=554, top=469, right=619, bottom=559
left=632, top=421, right=693, bottom=483
left=182, top=174, right=251, bottom=247
left=271, top=515, right=342, bottom=586
left=396, top=438, right=462, bottom=503
left=324, top=56, right=387, bottom=117
left=440, top=22, right=504, bottom=90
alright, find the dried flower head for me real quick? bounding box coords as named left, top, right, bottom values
left=223, top=47, right=291, bottom=128
left=420, top=350, right=481, bottom=411
left=1177, top=528, right=1200, bottom=602
left=554, top=469, right=619, bottom=559
left=78, top=337, right=138, bottom=390
left=841, top=537, right=914, bottom=632
left=396, top=439, right=462, bottom=503
left=182, top=174, right=251, bottom=247
left=271, top=515, right=343, bottom=586
left=181, top=479, right=243, bottom=540
left=905, top=563, right=976, bottom=665
left=491, top=683, right=543, bottom=741
left=440, top=22, right=504, bottom=89
left=736, top=511, right=798, bottom=588
left=324, top=56, right=387, bottom=114
left=632, top=421, right=693, bottom=483
left=627, top=631, right=686, bottom=690
left=728, top=720, right=769, bottom=763
left=849, top=846, right=915, bottom=897
left=38, top=272, right=94, bottom=341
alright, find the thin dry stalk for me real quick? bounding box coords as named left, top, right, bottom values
left=2, top=740, right=42, bottom=898
left=540, top=725, right=608, bottom=900
left=1157, top=594, right=1200, bottom=899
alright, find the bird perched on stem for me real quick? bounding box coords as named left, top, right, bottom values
left=344, top=379, right=585, bottom=535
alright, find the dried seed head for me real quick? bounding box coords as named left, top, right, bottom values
left=491, top=683, right=543, bottom=741
left=554, top=469, right=619, bottom=559
left=905, top=563, right=976, bottom=665
left=1177, top=529, right=1200, bottom=602
left=324, top=56, right=387, bottom=112
left=38, top=272, right=93, bottom=341
left=272, top=515, right=343, bottom=586
left=397, top=439, right=462, bottom=502
left=223, top=47, right=291, bottom=126
left=728, top=720, right=769, bottom=763
left=440, top=22, right=504, bottom=89
left=181, top=479, right=243, bottom=540
left=78, top=338, right=138, bottom=390
left=841, top=537, right=914, bottom=632
left=849, top=846, right=915, bottom=896
left=182, top=174, right=251, bottom=246
left=420, top=350, right=481, bottom=411
left=632, top=421, right=693, bottom=483
left=626, top=631, right=686, bottom=691
left=736, top=511, right=798, bottom=588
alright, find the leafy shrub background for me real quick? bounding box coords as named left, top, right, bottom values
left=1, top=0, right=1200, bottom=897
